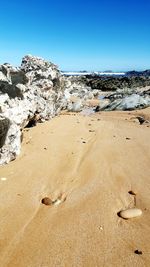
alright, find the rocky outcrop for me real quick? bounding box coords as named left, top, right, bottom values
left=0, top=55, right=65, bottom=164
left=64, top=76, right=150, bottom=112
left=1, top=55, right=150, bottom=165
left=96, top=89, right=150, bottom=111
left=72, top=75, right=150, bottom=91
left=63, top=76, right=96, bottom=112
left=126, top=70, right=150, bottom=77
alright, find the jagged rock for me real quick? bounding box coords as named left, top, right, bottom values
left=21, top=55, right=59, bottom=84
left=107, top=94, right=150, bottom=111
left=0, top=55, right=64, bottom=164
left=63, top=76, right=96, bottom=112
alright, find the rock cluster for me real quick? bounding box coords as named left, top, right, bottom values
left=1, top=55, right=150, bottom=165
left=97, top=89, right=150, bottom=111
left=63, top=76, right=150, bottom=112
left=0, top=55, right=65, bottom=164
left=63, top=76, right=99, bottom=112
left=85, top=75, right=150, bottom=91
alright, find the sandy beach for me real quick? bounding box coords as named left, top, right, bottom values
left=0, top=109, right=150, bottom=267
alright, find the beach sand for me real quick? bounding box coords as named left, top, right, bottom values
left=0, top=109, right=150, bottom=267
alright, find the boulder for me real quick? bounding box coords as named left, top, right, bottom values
left=0, top=55, right=64, bottom=164
left=104, top=94, right=150, bottom=111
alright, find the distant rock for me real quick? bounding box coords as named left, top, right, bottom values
left=126, top=70, right=150, bottom=77
left=81, top=75, right=150, bottom=91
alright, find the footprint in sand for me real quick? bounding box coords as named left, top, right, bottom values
left=128, top=190, right=137, bottom=206
left=128, top=190, right=137, bottom=196
left=41, top=193, right=67, bottom=206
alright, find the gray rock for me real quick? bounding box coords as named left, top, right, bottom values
left=0, top=117, right=10, bottom=148
left=117, top=94, right=149, bottom=110
left=105, top=94, right=150, bottom=111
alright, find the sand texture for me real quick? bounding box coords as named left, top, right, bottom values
left=0, top=109, right=150, bottom=267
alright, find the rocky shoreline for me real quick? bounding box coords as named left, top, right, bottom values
left=0, top=55, right=150, bottom=164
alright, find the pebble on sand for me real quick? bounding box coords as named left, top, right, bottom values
left=41, top=197, right=53, bottom=206
left=0, top=177, right=7, bottom=181
left=119, top=208, right=142, bottom=219
left=134, top=249, right=143, bottom=255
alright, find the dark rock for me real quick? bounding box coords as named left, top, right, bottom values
left=0, top=118, right=10, bottom=148
left=41, top=197, right=52, bottom=206
left=136, top=116, right=146, bottom=125
left=0, top=82, right=24, bottom=99
left=95, top=106, right=100, bottom=112
left=134, top=250, right=143, bottom=255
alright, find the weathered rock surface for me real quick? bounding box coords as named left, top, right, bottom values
left=0, top=55, right=65, bottom=164
left=63, top=76, right=95, bottom=112
left=98, top=92, right=150, bottom=111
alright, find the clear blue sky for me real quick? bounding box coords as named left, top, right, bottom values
left=0, top=0, right=150, bottom=71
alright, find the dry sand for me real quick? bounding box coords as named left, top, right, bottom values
left=0, top=109, right=150, bottom=267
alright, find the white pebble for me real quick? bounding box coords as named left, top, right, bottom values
left=119, top=208, right=142, bottom=219
left=1, top=177, right=7, bottom=181
left=54, top=199, right=62, bottom=206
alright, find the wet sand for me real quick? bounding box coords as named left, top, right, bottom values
left=0, top=109, right=150, bottom=267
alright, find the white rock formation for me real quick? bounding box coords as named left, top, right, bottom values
left=0, top=55, right=65, bottom=164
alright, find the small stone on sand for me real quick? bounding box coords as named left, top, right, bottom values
left=118, top=208, right=142, bottom=219
left=134, top=250, right=143, bottom=255
left=41, top=197, right=53, bottom=206
left=1, top=177, right=7, bottom=181
left=54, top=193, right=67, bottom=205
